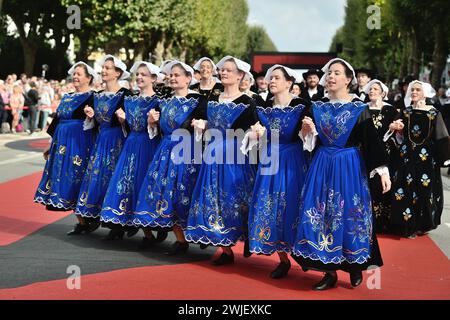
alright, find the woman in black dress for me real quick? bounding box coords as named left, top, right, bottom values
left=364, top=79, right=400, bottom=233
left=388, top=80, right=450, bottom=238
left=190, top=57, right=223, bottom=100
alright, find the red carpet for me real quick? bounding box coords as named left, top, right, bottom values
left=1, top=172, right=449, bottom=299
left=1, top=237, right=449, bottom=300
left=28, top=139, right=50, bottom=151
left=0, top=171, right=71, bottom=246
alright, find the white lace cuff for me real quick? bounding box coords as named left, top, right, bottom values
left=395, top=132, right=404, bottom=145
left=240, top=131, right=259, bottom=155
left=83, top=118, right=94, bottom=131
left=300, top=129, right=318, bottom=152
left=147, top=124, right=159, bottom=139
left=383, top=129, right=394, bottom=142
left=369, top=165, right=389, bottom=179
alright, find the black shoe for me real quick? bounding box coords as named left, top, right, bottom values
left=313, top=272, right=338, bottom=291
left=87, top=221, right=100, bottom=233
left=270, top=261, right=291, bottom=279
left=67, top=223, right=89, bottom=235
left=165, top=241, right=189, bottom=255
left=127, top=228, right=139, bottom=238
left=156, top=230, right=168, bottom=243
left=102, top=229, right=124, bottom=240
left=243, top=239, right=252, bottom=258
left=350, top=270, right=363, bottom=287
left=199, top=243, right=209, bottom=250
left=212, top=252, right=234, bottom=266
left=137, top=236, right=156, bottom=251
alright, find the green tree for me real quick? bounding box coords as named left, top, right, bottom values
left=2, top=0, right=70, bottom=76
left=329, top=0, right=450, bottom=87
left=246, top=25, right=277, bottom=61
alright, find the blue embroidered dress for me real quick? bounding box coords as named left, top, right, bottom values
left=75, top=88, right=132, bottom=218
left=133, top=93, right=206, bottom=229
left=292, top=98, right=386, bottom=272
left=34, top=92, right=95, bottom=210
left=248, top=98, right=309, bottom=254
left=100, top=95, right=161, bottom=226
left=185, top=94, right=258, bottom=246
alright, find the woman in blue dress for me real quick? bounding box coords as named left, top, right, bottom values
left=242, top=65, right=310, bottom=278
left=292, top=58, right=392, bottom=290
left=34, top=62, right=98, bottom=235
left=185, top=56, right=258, bottom=265
left=74, top=55, right=132, bottom=239
left=99, top=61, right=166, bottom=242
left=134, top=60, right=207, bottom=253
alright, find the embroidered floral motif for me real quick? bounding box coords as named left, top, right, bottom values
left=313, top=102, right=365, bottom=146
left=419, top=148, right=428, bottom=161
left=116, top=153, right=136, bottom=195
left=57, top=92, right=91, bottom=119
left=72, top=155, right=82, bottom=166
left=160, top=97, right=198, bottom=132
left=411, top=124, right=421, bottom=138
left=400, top=144, right=407, bottom=158
left=348, top=194, right=372, bottom=244
left=421, top=174, right=430, bottom=187
left=427, top=109, right=437, bottom=120
left=395, top=188, right=405, bottom=200
left=406, top=173, right=413, bottom=185
left=304, top=189, right=344, bottom=234
left=371, top=112, right=383, bottom=130
left=403, top=208, right=412, bottom=221
left=412, top=191, right=418, bottom=204
left=94, top=92, right=124, bottom=126
left=207, top=101, right=247, bottom=133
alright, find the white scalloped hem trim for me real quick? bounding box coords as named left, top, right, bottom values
left=124, top=95, right=158, bottom=102
left=185, top=234, right=244, bottom=247
left=249, top=246, right=292, bottom=255
left=34, top=197, right=76, bottom=210
left=207, top=100, right=248, bottom=109
left=161, top=96, right=199, bottom=104
left=99, top=215, right=135, bottom=226
left=314, top=100, right=366, bottom=108
left=256, top=104, right=306, bottom=113
left=74, top=209, right=101, bottom=219
left=94, top=91, right=124, bottom=98
left=292, top=249, right=370, bottom=265
left=131, top=218, right=186, bottom=230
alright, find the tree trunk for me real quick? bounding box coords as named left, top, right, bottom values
left=164, top=39, right=174, bottom=60
left=410, top=30, right=420, bottom=78
left=153, top=33, right=166, bottom=66
left=76, top=33, right=90, bottom=62
left=431, top=24, right=447, bottom=89
left=133, top=42, right=145, bottom=62
left=54, top=36, right=70, bottom=78
left=399, top=35, right=409, bottom=79
left=20, top=38, right=37, bottom=76
left=146, top=32, right=162, bottom=64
